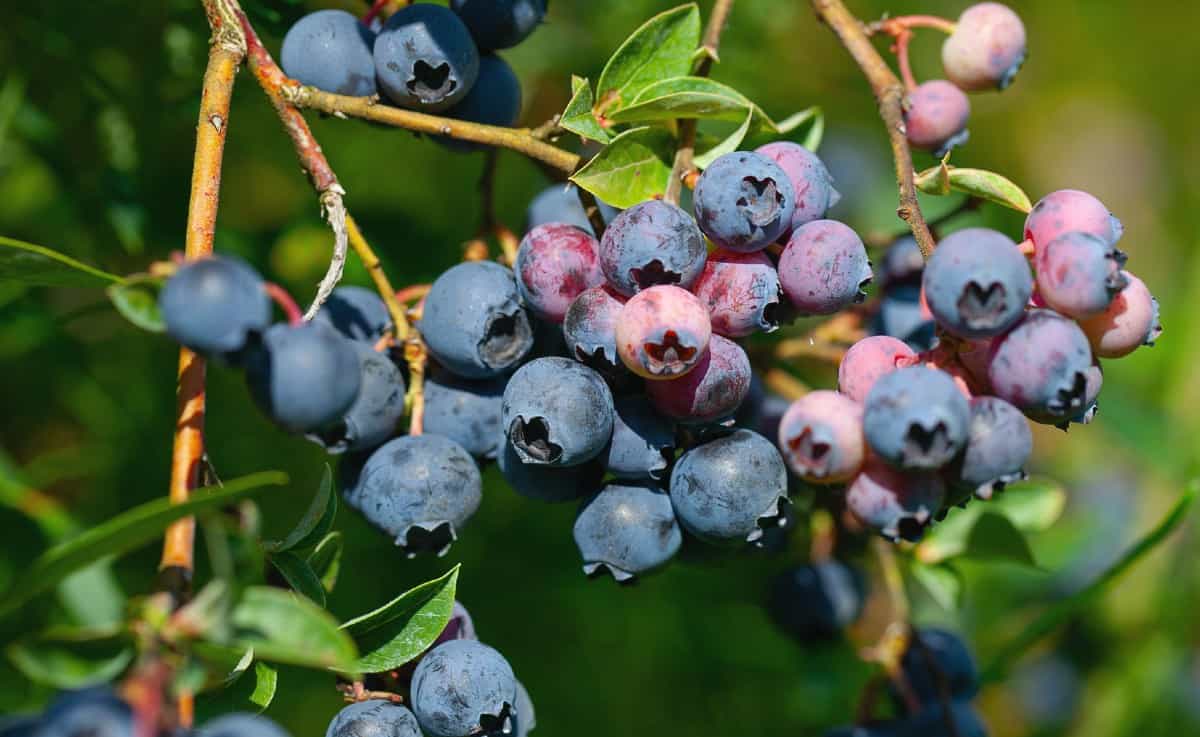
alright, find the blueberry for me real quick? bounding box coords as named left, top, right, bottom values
left=754, top=141, right=841, bottom=235
left=605, top=396, right=675, bottom=481
left=1066, top=361, right=1103, bottom=427
left=645, top=334, right=752, bottom=424
left=245, top=323, right=363, bottom=434
left=904, top=81, right=971, bottom=157
left=873, top=287, right=935, bottom=348
left=281, top=10, right=376, bottom=98
left=515, top=223, right=604, bottom=323
left=838, top=336, right=918, bottom=404
left=562, top=286, right=627, bottom=373
left=669, top=429, right=789, bottom=545
left=768, top=560, right=866, bottom=641
left=942, top=2, right=1026, bottom=91
left=845, top=459, right=944, bottom=541
left=863, top=366, right=970, bottom=471
left=692, top=151, right=796, bottom=252
left=987, top=309, right=1094, bottom=423
left=199, top=714, right=292, bottom=737
left=450, top=0, right=547, bottom=51
left=573, top=481, right=682, bottom=581
left=1036, top=231, right=1128, bottom=318
left=343, top=434, right=481, bottom=556
left=421, top=261, right=534, bottom=379
left=38, top=687, right=133, bottom=737
left=439, top=55, right=522, bottom=153
left=895, top=628, right=981, bottom=707
left=159, top=255, right=270, bottom=358
left=525, top=184, right=618, bottom=237
left=689, top=248, right=784, bottom=337
left=1079, top=271, right=1161, bottom=358
left=778, top=219, right=872, bottom=315
left=877, top=236, right=924, bottom=290
left=375, top=4, right=480, bottom=112
left=777, top=390, right=865, bottom=484
left=497, top=435, right=604, bottom=502
left=954, top=396, right=1031, bottom=499
left=411, top=640, right=517, bottom=737
left=512, top=680, right=536, bottom=737
left=598, top=200, right=707, bottom=297
left=325, top=700, right=421, bottom=737
left=922, top=227, right=1032, bottom=338
left=312, top=285, right=392, bottom=343
left=897, top=703, right=988, bottom=737
left=1024, top=189, right=1123, bottom=251
left=823, top=724, right=903, bottom=737
left=423, top=371, right=505, bottom=460
left=501, top=357, right=614, bottom=466
left=309, top=340, right=406, bottom=454
left=614, top=285, right=712, bottom=380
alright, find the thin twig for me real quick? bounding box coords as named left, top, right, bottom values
left=893, top=30, right=917, bottom=92
left=346, top=216, right=410, bottom=341
left=865, top=14, right=957, bottom=36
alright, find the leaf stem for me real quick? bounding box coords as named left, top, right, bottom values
left=867, top=14, right=957, bottom=36
left=264, top=282, right=303, bottom=325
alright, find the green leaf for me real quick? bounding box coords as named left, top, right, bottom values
left=343, top=565, right=459, bottom=673
left=915, top=163, right=1032, bottom=212
left=308, top=532, right=343, bottom=594
left=249, top=662, right=278, bottom=710
left=106, top=275, right=164, bottom=333
left=229, top=587, right=358, bottom=673
left=693, top=109, right=754, bottom=169
left=963, top=512, right=1038, bottom=567
left=569, top=127, right=675, bottom=208
left=267, top=552, right=326, bottom=607
left=606, top=76, right=752, bottom=124
left=595, top=5, right=701, bottom=114
left=983, top=483, right=1197, bottom=682
left=916, top=479, right=1066, bottom=564
left=910, top=561, right=963, bottom=611
left=559, top=76, right=610, bottom=144
left=6, top=626, right=133, bottom=688
left=263, top=465, right=335, bottom=553
left=0, top=471, right=288, bottom=619
left=57, top=562, right=126, bottom=628
left=0, top=235, right=124, bottom=288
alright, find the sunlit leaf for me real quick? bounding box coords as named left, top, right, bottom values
left=915, top=163, right=1032, bottom=212
left=343, top=565, right=459, bottom=673
left=559, top=76, right=610, bottom=144
left=607, top=76, right=751, bottom=124
left=107, top=274, right=164, bottom=333
left=916, top=479, right=1066, bottom=564
left=693, top=109, right=754, bottom=169
left=595, top=5, right=701, bottom=115
left=570, top=127, right=674, bottom=208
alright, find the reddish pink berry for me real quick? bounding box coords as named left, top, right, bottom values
left=1077, top=271, right=1162, bottom=358
left=838, top=336, right=918, bottom=403
left=778, top=219, right=872, bottom=315
left=845, top=458, right=944, bottom=541
left=987, top=309, right=1093, bottom=424
left=1024, top=189, right=1123, bottom=252
left=1036, top=231, right=1128, bottom=318
left=615, top=285, right=712, bottom=380
left=777, top=391, right=865, bottom=484
left=690, top=248, right=783, bottom=338
left=646, top=335, right=751, bottom=423
left=515, top=223, right=605, bottom=323
left=942, top=3, right=1027, bottom=91
left=904, top=81, right=971, bottom=156
left=754, top=141, right=842, bottom=235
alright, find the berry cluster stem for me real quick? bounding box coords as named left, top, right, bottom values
left=809, top=0, right=937, bottom=259
left=866, top=14, right=957, bottom=37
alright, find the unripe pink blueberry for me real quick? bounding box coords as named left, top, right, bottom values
left=1036, top=231, right=1127, bottom=318
left=778, top=219, right=872, bottom=315
left=515, top=223, right=605, bottom=323
left=615, top=285, right=712, bottom=380
left=1077, top=271, right=1162, bottom=358
left=754, top=141, right=842, bottom=236
left=845, top=458, right=945, bottom=542
left=987, top=309, right=1094, bottom=424
left=904, top=81, right=971, bottom=156
left=941, top=3, right=1027, bottom=92
left=777, top=391, right=865, bottom=484
left=690, top=248, right=784, bottom=337
left=1024, top=189, right=1123, bottom=252
left=838, top=336, right=918, bottom=403
left=646, top=335, right=751, bottom=423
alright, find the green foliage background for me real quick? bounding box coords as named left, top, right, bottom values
left=1, top=1, right=1198, bottom=735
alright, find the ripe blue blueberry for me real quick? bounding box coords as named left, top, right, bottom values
left=439, top=55, right=522, bottom=153
left=562, top=286, right=627, bottom=374
left=877, top=236, right=924, bottom=290
left=421, top=261, right=534, bottom=379
left=501, top=357, right=614, bottom=466
left=309, top=341, right=405, bottom=454
left=423, top=371, right=505, bottom=460
left=343, top=434, right=482, bottom=556
left=895, top=628, right=980, bottom=707
left=411, top=640, right=517, bottom=737
left=769, top=560, right=866, bottom=641
left=755, top=141, right=841, bottom=235
left=605, top=396, right=675, bottom=481
left=326, top=701, right=421, bottom=737
left=450, top=0, right=547, bottom=51
left=873, top=287, right=935, bottom=349
left=312, top=285, right=392, bottom=343
left=245, top=323, right=362, bottom=434
left=39, top=687, right=133, bottom=737
left=898, top=703, right=988, bottom=737
left=512, top=681, right=536, bottom=737
left=846, top=460, right=945, bottom=541
left=281, top=10, right=377, bottom=97
left=864, top=366, right=970, bottom=471
left=692, top=151, right=796, bottom=252
left=525, top=184, right=618, bottom=237
left=497, top=435, right=604, bottom=502
left=669, top=429, right=789, bottom=545
left=955, top=396, right=1031, bottom=499
left=374, top=4, right=480, bottom=112
left=987, top=309, right=1093, bottom=423
left=199, top=714, right=292, bottom=737
left=922, top=227, right=1032, bottom=339
left=573, top=481, right=682, bottom=581
left=598, top=200, right=707, bottom=297
left=159, top=255, right=270, bottom=358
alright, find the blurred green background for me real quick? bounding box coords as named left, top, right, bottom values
left=1, top=1, right=1198, bottom=735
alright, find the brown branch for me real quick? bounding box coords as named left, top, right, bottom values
left=810, top=0, right=937, bottom=259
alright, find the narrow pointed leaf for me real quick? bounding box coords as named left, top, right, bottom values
left=595, top=5, right=701, bottom=114
left=693, top=109, right=755, bottom=169
left=267, top=552, right=326, bottom=607
left=263, top=465, right=335, bottom=553
left=249, top=662, right=278, bottom=710
left=0, top=236, right=123, bottom=287
left=915, top=163, right=1032, bottom=212
left=308, top=532, right=343, bottom=594
left=343, top=565, right=459, bottom=673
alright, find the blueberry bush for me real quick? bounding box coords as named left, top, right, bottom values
left=0, top=1, right=1195, bottom=736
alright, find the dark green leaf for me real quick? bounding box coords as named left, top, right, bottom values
left=569, top=127, right=674, bottom=208
left=915, top=163, right=1032, bottom=212
left=57, top=563, right=126, bottom=628
left=0, top=471, right=288, bottom=619
left=308, top=532, right=343, bottom=594
left=343, top=565, right=459, bottom=673
left=559, top=76, right=610, bottom=144
left=229, top=586, right=358, bottom=673
left=964, top=512, right=1038, bottom=567
left=263, top=465, right=335, bottom=553
left=916, top=479, right=1066, bottom=564
left=0, top=235, right=124, bottom=288
left=910, top=561, right=963, bottom=611
left=106, top=274, right=164, bottom=333
left=606, top=76, right=751, bottom=124
left=267, top=552, right=326, bottom=607
left=6, top=626, right=133, bottom=688
left=595, top=5, right=701, bottom=114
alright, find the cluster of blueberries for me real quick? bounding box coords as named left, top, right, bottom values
left=280, top=1, right=543, bottom=148
left=903, top=3, right=1027, bottom=156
